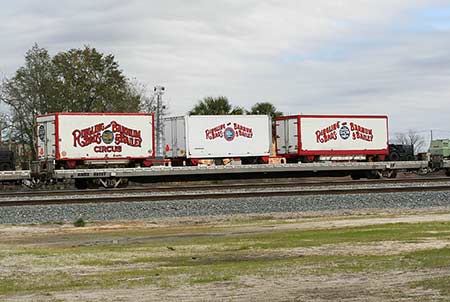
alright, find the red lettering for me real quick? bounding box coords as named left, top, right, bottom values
left=72, top=121, right=142, bottom=148
left=94, top=146, right=122, bottom=153
left=349, top=121, right=374, bottom=142
left=315, top=122, right=339, bottom=143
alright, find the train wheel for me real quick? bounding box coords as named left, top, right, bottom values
left=23, top=177, right=45, bottom=189
left=74, top=179, right=88, bottom=190
left=383, top=170, right=397, bottom=179
left=351, top=172, right=362, bottom=180
left=365, top=170, right=381, bottom=179
left=97, top=178, right=128, bottom=188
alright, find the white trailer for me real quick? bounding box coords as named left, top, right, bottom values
left=164, top=115, right=272, bottom=163
left=36, top=113, right=155, bottom=168
left=276, top=115, right=389, bottom=161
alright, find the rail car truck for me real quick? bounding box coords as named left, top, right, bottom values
left=36, top=112, right=155, bottom=169
left=276, top=115, right=389, bottom=162
left=163, top=115, right=272, bottom=165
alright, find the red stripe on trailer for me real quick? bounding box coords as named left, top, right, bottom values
left=55, top=113, right=60, bottom=160
left=276, top=114, right=388, bottom=120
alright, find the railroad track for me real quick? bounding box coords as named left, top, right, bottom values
left=2, top=179, right=450, bottom=207
left=1, top=176, right=450, bottom=199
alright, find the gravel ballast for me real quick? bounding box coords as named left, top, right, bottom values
left=1, top=191, right=450, bottom=224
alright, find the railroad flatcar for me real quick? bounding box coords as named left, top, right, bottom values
left=36, top=112, right=155, bottom=169
left=163, top=115, right=272, bottom=165
left=276, top=115, right=389, bottom=162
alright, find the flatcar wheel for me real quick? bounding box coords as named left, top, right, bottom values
left=383, top=170, right=397, bottom=179
left=74, top=179, right=88, bottom=190
left=365, top=170, right=381, bottom=179
left=97, top=178, right=129, bottom=188
left=351, top=172, right=362, bottom=180
left=23, top=177, right=45, bottom=189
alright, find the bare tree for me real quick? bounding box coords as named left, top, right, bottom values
left=393, top=129, right=425, bottom=153
left=0, top=113, right=7, bottom=146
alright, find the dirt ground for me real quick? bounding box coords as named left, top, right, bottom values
left=7, top=271, right=445, bottom=302
left=1, top=207, right=450, bottom=302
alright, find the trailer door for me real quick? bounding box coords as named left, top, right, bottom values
left=163, top=116, right=186, bottom=158
left=276, top=117, right=299, bottom=155
left=287, top=117, right=298, bottom=154
left=36, top=115, right=56, bottom=160
left=276, top=119, right=287, bottom=155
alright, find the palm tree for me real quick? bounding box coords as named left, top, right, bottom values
left=248, top=102, right=283, bottom=121
left=189, top=96, right=244, bottom=115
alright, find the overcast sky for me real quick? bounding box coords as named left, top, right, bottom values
left=1, top=0, right=450, bottom=138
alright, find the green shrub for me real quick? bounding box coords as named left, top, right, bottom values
left=73, top=218, right=86, bottom=227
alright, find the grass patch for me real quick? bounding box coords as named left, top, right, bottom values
left=73, top=218, right=86, bottom=227
left=403, top=248, right=450, bottom=269
left=411, top=276, right=450, bottom=297
left=0, top=268, right=171, bottom=296
left=17, top=221, right=450, bottom=257
left=190, top=274, right=234, bottom=284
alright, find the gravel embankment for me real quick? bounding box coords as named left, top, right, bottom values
left=1, top=191, right=450, bottom=224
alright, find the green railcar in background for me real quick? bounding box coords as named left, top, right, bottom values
left=429, top=139, right=450, bottom=158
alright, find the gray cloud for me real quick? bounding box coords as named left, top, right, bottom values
left=0, top=0, right=449, bottom=137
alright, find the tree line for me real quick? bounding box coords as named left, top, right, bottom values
left=189, top=96, right=283, bottom=122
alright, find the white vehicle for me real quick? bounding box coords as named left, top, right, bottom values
left=36, top=112, right=155, bottom=168
left=276, top=115, right=389, bottom=162
left=164, top=115, right=272, bottom=164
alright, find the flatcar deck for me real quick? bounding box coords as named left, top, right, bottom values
left=0, top=161, right=433, bottom=182
left=53, top=161, right=429, bottom=179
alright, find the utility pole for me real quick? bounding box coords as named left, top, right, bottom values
left=0, top=120, right=3, bottom=147
left=430, top=129, right=433, bottom=150
left=154, top=85, right=165, bottom=158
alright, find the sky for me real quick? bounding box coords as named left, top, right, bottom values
left=1, top=0, right=450, bottom=139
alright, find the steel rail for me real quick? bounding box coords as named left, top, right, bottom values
left=2, top=184, right=450, bottom=207
left=1, top=176, right=450, bottom=198
left=2, top=177, right=450, bottom=198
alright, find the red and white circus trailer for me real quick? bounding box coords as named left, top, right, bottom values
left=36, top=112, right=155, bottom=168
left=163, top=115, right=272, bottom=165
left=275, top=115, right=389, bottom=162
